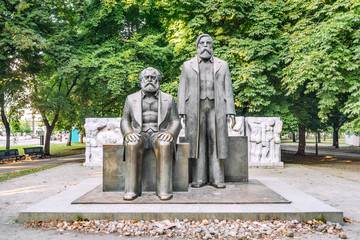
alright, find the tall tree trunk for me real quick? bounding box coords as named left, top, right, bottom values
left=44, top=125, right=54, bottom=153
left=79, top=131, right=84, bottom=143
left=324, top=134, right=326, bottom=141
left=315, top=132, right=318, bottom=156
left=32, top=74, right=77, bottom=154
left=318, top=132, right=321, bottom=143
left=67, top=131, right=72, bottom=146
left=292, top=132, right=296, bottom=142
left=333, top=126, right=339, bottom=148
left=39, top=111, right=59, bottom=155
left=296, top=125, right=306, bottom=156
left=0, top=106, right=11, bottom=150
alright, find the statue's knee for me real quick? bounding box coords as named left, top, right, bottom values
left=125, top=139, right=142, bottom=147
left=156, top=139, right=171, bottom=148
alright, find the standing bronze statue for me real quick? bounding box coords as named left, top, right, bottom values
left=177, top=34, right=236, bottom=188
left=121, top=67, right=181, bottom=200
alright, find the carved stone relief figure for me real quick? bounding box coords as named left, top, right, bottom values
left=246, top=117, right=283, bottom=166
left=261, top=119, right=275, bottom=162
left=96, top=120, right=123, bottom=145
left=273, top=119, right=283, bottom=162
left=84, top=118, right=122, bottom=166
left=247, top=118, right=262, bottom=162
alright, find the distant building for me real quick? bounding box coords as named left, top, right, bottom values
left=345, top=132, right=360, bottom=146
left=0, top=108, right=45, bottom=136
left=19, top=108, right=45, bottom=134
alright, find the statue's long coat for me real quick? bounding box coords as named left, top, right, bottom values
left=177, top=56, right=236, bottom=159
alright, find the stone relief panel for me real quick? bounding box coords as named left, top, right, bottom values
left=84, top=118, right=123, bottom=166
left=84, top=117, right=283, bottom=167
left=245, top=117, right=283, bottom=166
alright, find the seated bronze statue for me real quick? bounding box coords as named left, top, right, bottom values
left=120, top=67, right=181, bottom=201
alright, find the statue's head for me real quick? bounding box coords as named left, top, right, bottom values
left=267, top=119, right=275, bottom=126
left=139, top=67, right=161, bottom=93
left=196, top=34, right=214, bottom=60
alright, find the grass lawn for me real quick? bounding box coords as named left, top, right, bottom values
left=0, top=142, right=85, bottom=157
left=0, top=164, right=62, bottom=182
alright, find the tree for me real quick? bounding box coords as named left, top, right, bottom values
left=283, top=0, right=360, bottom=141
left=25, top=0, right=86, bottom=154
left=284, top=84, right=322, bottom=155
left=165, top=0, right=288, bottom=116
left=69, top=0, right=177, bottom=120
left=278, top=109, right=298, bottom=142
left=0, top=78, right=28, bottom=148
left=22, top=120, right=32, bottom=134
left=0, top=0, right=40, bottom=148
left=2, top=0, right=359, bottom=155
left=325, top=104, right=349, bottom=148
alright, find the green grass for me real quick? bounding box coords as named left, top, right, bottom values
left=47, top=143, right=85, bottom=157
left=0, top=143, right=85, bottom=157
left=0, top=164, right=62, bottom=182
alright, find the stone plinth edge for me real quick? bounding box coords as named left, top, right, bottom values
left=18, top=177, right=343, bottom=223
left=249, top=162, right=284, bottom=168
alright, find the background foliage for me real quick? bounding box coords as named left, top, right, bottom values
left=1, top=0, right=359, bottom=151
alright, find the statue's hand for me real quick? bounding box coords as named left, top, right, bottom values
left=227, top=114, right=236, bottom=129
left=179, top=114, right=186, bottom=121
left=179, top=114, right=186, bottom=129
left=158, top=132, right=174, bottom=142
left=125, top=133, right=141, bottom=142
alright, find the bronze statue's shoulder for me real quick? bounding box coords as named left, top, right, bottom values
left=183, top=56, right=197, bottom=66
left=159, top=91, right=175, bottom=101
left=213, top=57, right=228, bottom=65
left=126, top=90, right=141, bottom=101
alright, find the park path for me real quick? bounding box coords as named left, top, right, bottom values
left=0, top=154, right=85, bottom=175
left=281, top=144, right=360, bottom=159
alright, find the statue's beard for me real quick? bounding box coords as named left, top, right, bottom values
left=146, top=83, right=155, bottom=88
left=198, top=49, right=213, bottom=60
left=143, top=83, right=158, bottom=92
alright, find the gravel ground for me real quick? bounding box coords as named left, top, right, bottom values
left=0, top=162, right=359, bottom=240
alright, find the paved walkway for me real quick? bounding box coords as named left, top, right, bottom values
left=281, top=145, right=360, bottom=159
left=0, top=154, right=85, bottom=175
left=1, top=160, right=360, bottom=239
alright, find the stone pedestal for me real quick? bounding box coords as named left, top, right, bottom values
left=225, top=136, right=248, bottom=182
left=102, top=145, right=125, bottom=191
left=103, top=143, right=189, bottom=192
left=188, top=136, right=248, bottom=183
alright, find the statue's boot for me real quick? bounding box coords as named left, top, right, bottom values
left=157, top=193, right=173, bottom=201
left=191, top=182, right=206, bottom=188
left=210, top=182, right=226, bottom=188
left=155, top=140, right=173, bottom=201
left=123, top=192, right=138, bottom=201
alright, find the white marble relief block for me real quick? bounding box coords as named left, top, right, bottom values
left=84, top=116, right=283, bottom=168
left=245, top=117, right=283, bottom=167
left=84, top=118, right=123, bottom=166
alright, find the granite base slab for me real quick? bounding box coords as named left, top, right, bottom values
left=249, top=162, right=284, bottom=168
left=72, top=180, right=290, bottom=204
left=18, top=177, right=343, bottom=223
